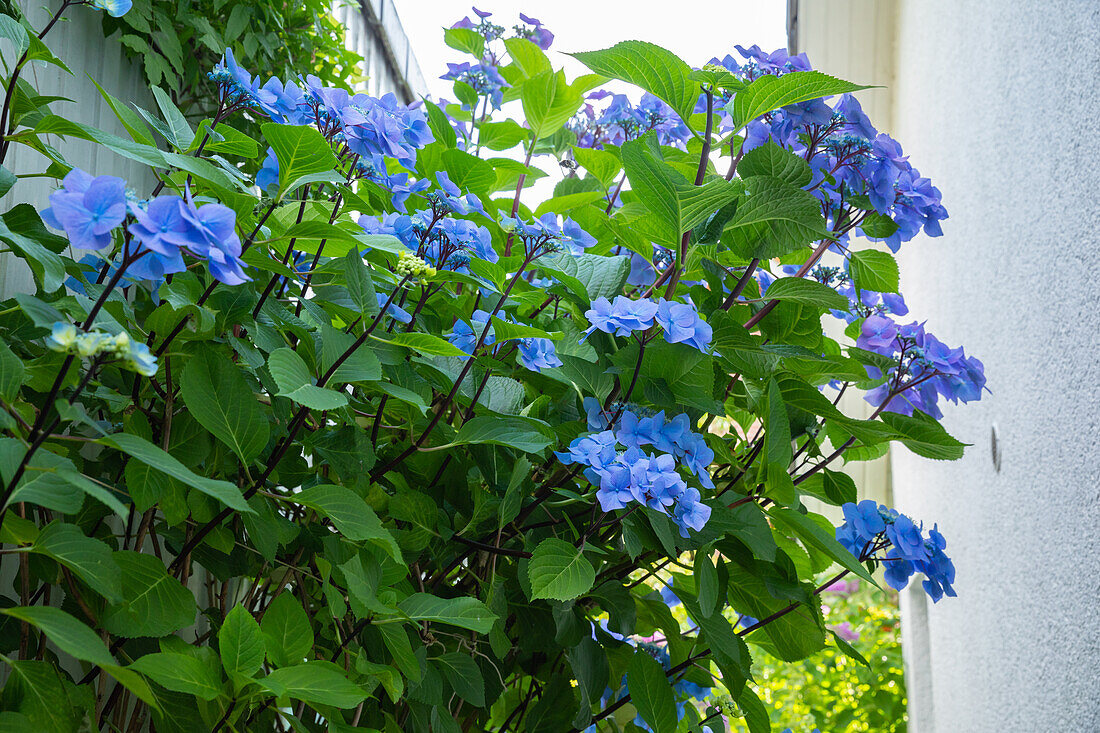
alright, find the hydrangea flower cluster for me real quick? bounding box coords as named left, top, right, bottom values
left=836, top=500, right=956, bottom=602
left=91, top=0, right=132, bottom=18
left=856, top=315, right=986, bottom=419
left=557, top=399, right=714, bottom=536
left=42, top=168, right=248, bottom=285
left=501, top=212, right=597, bottom=257
left=706, top=46, right=947, bottom=252
left=442, top=61, right=510, bottom=110
left=446, top=309, right=563, bottom=373
left=210, top=51, right=433, bottom=184
left=360, top=209, right=495, bottom=276
left=443, top=9, right=552, bottom=113
left=582, top=295, right=712, bottom=353
left=569, top=91, right=691, bottom=149
left=48, top=323, right=157, bottom=377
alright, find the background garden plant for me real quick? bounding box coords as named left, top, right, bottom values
left=0, top=2, right=982, bottom=730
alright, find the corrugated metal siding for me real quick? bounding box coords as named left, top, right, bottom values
left=334, top=0, right=429, bottom=102
left=0, top=1, right=155, bottom=298
left=0, top=1, right=428, bottom=300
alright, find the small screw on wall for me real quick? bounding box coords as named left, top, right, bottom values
left=990, top=423, right=1002, bottom=472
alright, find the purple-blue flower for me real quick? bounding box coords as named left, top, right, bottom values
left=654, top=299, right=712, bottom=352
left=448, top=309, right=494, bottom=355
left=42, top=169, right=127, bottom=251
left=517, top=338, right=562, bottom=372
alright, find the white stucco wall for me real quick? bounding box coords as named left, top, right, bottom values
left=797, top=1, right=1100, bottom=730
left=888, top=2, right=1100, bottom=730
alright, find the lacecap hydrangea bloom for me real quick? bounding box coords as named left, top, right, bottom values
left=42, top=168, right=249, bottom=285
left=557, top=400, right=714, bottom=536
left=582, top=295, right=712, bottom=353
left=836, top=500, right=957, bottom=602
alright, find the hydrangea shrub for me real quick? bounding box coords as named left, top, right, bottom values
left=0, top=3, right=983, bottom=731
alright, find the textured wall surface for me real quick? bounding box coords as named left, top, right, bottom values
left=888, top=2, right=1100, bottom=730
left=797, top=1, right=1100, bottom=730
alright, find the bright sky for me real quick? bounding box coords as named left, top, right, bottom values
left=393, top=0, right=789, bottom=100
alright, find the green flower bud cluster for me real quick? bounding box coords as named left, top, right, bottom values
left=48, top=322, right=158, bottom=377
left=395, top=251, right=436, bottom=280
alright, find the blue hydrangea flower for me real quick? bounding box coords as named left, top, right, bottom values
left=164, top=194, right=249, bottom=285
left=448, top=309, right=494, bottom=355
left=42, top=169, right=127, bottom=250
left=673, top=488, right=711, bottom=537
left=256, top=148, right=279, bottom=192
left=91, top=0, right=132, bottom=17
left=375, top=292, right=412, bottom=324
left=581, top=296, right=659, bottom=340
left=516, top=338, right=562, bottom=372
left=654, top=298, right=712, bottom=352
left=836, top=501, right=956, bottom=602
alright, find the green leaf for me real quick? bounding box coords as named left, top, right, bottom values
left=2, top=606, right=114, bottom=667
left=572, top=146, right=622, bottom=189
left=102, top=551, right=197, bottom=638
left=626, top=649, right=677, bottom=733
left=726, top=176, right=827, bottom=259
left=0, top=341, right=22, bottom=402
left=442, top=416, right=554, bottom=454
left=2, top=661, right=82, bottom=731
left=571, top=41, right=698, bottom=123
left=397, top=593, right=498, bottom=634
left=504, top=37, right=551, bottom=78
left=436, top=653, right=485, bottom=706
left=342, top=249, right=378, bottom=315
left=539, top=252, right=631, bottom=302
left=0, top=165, right=15, bottom=199
left=738, top=141, right=812, bottom=187
left=528, top=538, right=595, bottom=601
left=262, top=123, right=339, bottom=199
left=179, top=349, right=269, bottom=464
left=880, top=410, right=968, bottom=460
left=764, top=378, right=793, bottom=470
left=150, top=86, right=193, bottom=150
left=768, top=506, right=877, bottom=585
left=260, top=593, right=314, bottom=668
left=268, top=348, right=348, bottom=410
left=736, top=685, right=772, bottom=733
left=474, top=119, right=530, bottom=151
left=290, top=484, right=401, bottom=559
left=849, top=249, right=900, bottom=293
left=219, top=605, right=265, bottom=680
left=372, top=332, right=468, bottom=357
left=498, top=456, right=532, bottom=529
left=726, top=70, right=870, bottom=131
left=830, top=628, right=871, bottom=666
left=55, top=469, right=128, bottom=519
left=521, top=70, right=586, bottom=140
left=0, top=215, right=65, bottom=292
left=444, top=27, right=485, bottom=58
left=858, top=211, right=899, bottom=238
left=98, top=433, right=252, bottom=512
left=32, top=115, right=245, bottom=192
left=760, top=276, right=849, bottom=310
left=31, top=522, right=122, bottom=602
left=426, top=102, right=457, bottom=149
left=0, top=15, right=29, bottom=58
left=621, top=134, right=739, bottom=244
left=131, top=652, right=223, bottom=701
left=694, top=553, right=719, bottom=617
left=261, top=660, right=367, bottom=708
